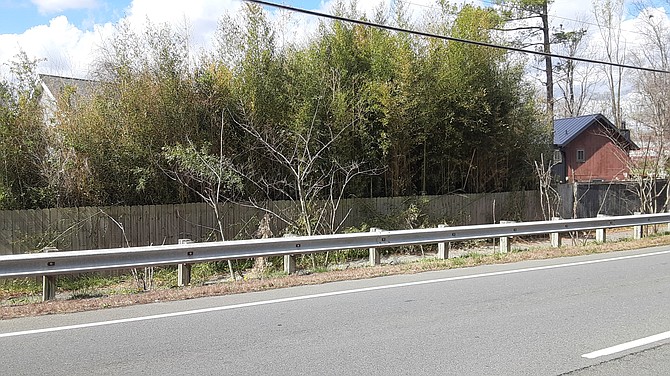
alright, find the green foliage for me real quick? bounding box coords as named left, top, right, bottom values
left=162, top=142, right=243, bottom=198
left=1, top=277, right=41, bottom=296
left=56, top=22, right=204, bottom=206
left=0, top=0, right=548, bottom=211
left=0, top=52, right=52, bottom=209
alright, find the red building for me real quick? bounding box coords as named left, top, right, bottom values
left=552, top=114, right=639, bottom=183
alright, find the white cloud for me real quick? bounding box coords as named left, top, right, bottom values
left=31, top=0, right=99, bottom=14
left=122, top=0, right=243, bottom=52
left=0, top=15, right=114, bottom=78
left=1, top=0, right=668, bottom=83
left=1, top=0, right=245, bottom=78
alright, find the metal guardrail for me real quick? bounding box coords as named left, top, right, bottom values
left=1, top=213, right=669, bottom=279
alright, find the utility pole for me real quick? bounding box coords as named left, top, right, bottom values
left=541, top=0, right=554, bottom=120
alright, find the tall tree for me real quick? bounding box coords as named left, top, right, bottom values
left=592, top=0, right=627, bottom=127
left=496, top=0, right=555, bottom=119
left=553, top=26, right=593, bottom=117
left=627, top=6, right=670, bottom=212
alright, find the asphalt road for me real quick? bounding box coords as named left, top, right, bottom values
left=2, top=246, right=670, bottom=375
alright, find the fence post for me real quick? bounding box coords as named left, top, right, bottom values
left=41, top=247, right=58, bottom=301
left=595, top=215, right=607, bottom=243
left=283, top=234, right=296, bottom=274
left=550, top=217, right=562, bottom=248
left=369, top=228, right=382, bottom=266
left=437, top=224, right=450, bottom=259
left=499, top=221, right=515, bottom=253
left=633, top=212, right=643, bottom=240
left=177, top=239, right=193, bottom=286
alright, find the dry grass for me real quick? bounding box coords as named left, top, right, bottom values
left=2, top=233, right=670, bottom=320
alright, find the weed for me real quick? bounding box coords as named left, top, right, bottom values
left=311, top=266, right=329, bottom=273
left=1, top=278, right=41, bottom=297
left=450, top=257, right=466, bottom=267
left=152, top=267, right=178, bottom=288
left=58, top=274, right=124, bottom=291
left=191, top=262, right=223, bottom=284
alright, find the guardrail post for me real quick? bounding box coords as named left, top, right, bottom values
left=595, top=215, right=607, bottom=243
left=177, top=239, right=193, bottom=286
left=283, top=234, right=296, bottom=274
left=633, top=212, right=643, bottom=240
left=369, top=228, right=382, bottom=266
left=41, top=247, right=58, bottom=301
left=499, top=221, right=515, bottom=253
left=437, top=224, right=450, bottom=259
left=550, top=217, right=562, bottom=248
left=284, top=254, right=296, bottom=274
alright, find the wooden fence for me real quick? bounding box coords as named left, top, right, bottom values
left=0, top=191, right=541, bottom=255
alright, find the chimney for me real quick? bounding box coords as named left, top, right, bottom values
left=619, top=120, right=631, bottom=142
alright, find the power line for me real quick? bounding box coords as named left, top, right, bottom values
left=245, top=0, right=669, bottom=74
left=398, top=0, right=650, bottom=46
left=482, top=0, right=651, bottom=39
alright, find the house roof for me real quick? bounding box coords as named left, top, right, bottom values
left=554, top=113, right=639, bottom=150
left=39, top=74, right=97, bottom=104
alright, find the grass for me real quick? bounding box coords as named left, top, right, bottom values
left=2, top=231, right=670, bottom=320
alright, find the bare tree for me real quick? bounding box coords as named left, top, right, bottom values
left=626, top=5, right=670, bottom=213
left=534, top=153, right=561, bottom=220
left=162, top=115, right=242, bottom=280
left=592, top=0, right=627, bottom=127
left=553, top=24, right=597, bottom=117
left=235, top=112, right=378, bottom=236
left=232, top=105, right=380, bottom=268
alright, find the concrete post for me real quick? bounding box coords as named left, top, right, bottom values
left=633, top=212, right=643, bottom=240
left=437, top=224, right=450, bottom=259
left=499, top=221, right=515, bottom=253
left=42, top=276, right=56, bottom=302
left=284, top=254, right=296, bottom=274
left=41, top=247, right=58, bottom=301
left=283, top=234, right=296, bottom=274
left=177, top=239, right=193, bottom=287
left=550, top=217, right=562, bottom=248
left=595, top=215, right=607, bottom=243
left=369, top=228, right=382, bottom=266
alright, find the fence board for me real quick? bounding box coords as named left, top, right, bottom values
left=0, top=192, right=550, bottom=254
left=0, top=210, right=9, bottom=255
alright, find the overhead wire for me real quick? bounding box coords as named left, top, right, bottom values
left=392, top=0, right=652, bottom=47
left=245, top=0, right=668, bottom=73
left=480, top=0, right=652, bottom=39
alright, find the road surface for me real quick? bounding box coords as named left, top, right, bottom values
left=2, top=246, right=670, bottom=375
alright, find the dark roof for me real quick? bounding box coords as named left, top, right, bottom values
left=554, top=113, right=639, bottom=150
left=39, top=74, right=97, bottom=102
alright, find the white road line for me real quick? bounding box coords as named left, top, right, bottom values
left=582, top=330, right=670, bottom=359
left=2, top=248, right=670, bottom=339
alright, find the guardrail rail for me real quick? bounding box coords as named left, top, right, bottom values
left=1, top=213, right=668, bottom=300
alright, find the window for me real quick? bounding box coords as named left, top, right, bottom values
left=553, top=149, right=563, bottom=164
left=576, top=149, right=585, bottom=163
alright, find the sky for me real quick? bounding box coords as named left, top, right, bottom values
left=0, top=0, right=668, bottom=79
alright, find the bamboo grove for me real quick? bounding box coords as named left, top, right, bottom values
left=0, top=2, right=550, bottom=211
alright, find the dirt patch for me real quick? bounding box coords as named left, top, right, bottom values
left=1, top=230, right=668, bottom=320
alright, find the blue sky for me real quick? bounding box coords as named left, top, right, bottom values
left=0, top=0, right=334, bottom=77
left=0, top=0, right=130, bottom=34
left=0, top=0, right=324, bottom=34
left=0, top=0, right=668, bottom=78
